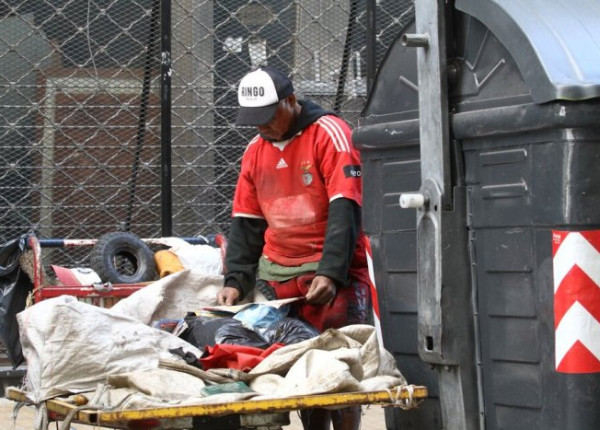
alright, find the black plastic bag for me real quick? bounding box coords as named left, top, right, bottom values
left=214, top=318, right=271, bottom=349
left=0, top=233, right=34, bottom=368
left=268, top=317, right=321, bottom=345
left=215, top=317, right=320, bottom=348
left=181, top=316, right=270, bottom=349
left=182, top=315, right=321, bottom=351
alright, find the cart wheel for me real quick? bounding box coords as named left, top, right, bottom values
left=90, top=232, right=156, bottom=284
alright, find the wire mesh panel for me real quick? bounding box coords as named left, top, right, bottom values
left=0, top=0, right=414, bottom=368
left=169, top=0, right=414, bottom=240
left=0, top=0, right=414, bottom=262
left=0, top=1, right=162, bottom=245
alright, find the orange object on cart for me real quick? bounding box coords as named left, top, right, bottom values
left=154, top=249, right=185, bottom=278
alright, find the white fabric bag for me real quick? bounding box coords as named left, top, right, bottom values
left=18, top=296, right=202, bottom=403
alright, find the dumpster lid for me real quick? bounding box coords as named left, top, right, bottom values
left=457, top=0, right=600, bottom=103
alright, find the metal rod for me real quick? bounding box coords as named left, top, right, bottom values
left=36, top=237, right=210, bottom=248
left=126, top=0, right=161, bottom=232
left=160, top=0, right=173, bottom=236
left=365, top=0, right=377, bottom=93
left=334, top=0, right=360, bottom=113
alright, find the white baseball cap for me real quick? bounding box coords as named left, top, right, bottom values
left=236, top=66, right=294, bottom=126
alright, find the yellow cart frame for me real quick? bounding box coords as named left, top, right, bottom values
left=7, top=385, right=427, bottom=429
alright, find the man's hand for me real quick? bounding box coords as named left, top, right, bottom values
left=305, top=275, right=337, bottom=305
left=217, top=286, right=241, bottom=305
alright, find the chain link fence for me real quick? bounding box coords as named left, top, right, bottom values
left=0, top=0, right=413, bottom=268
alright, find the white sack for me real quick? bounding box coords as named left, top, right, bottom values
left=49, top=324, right=407, bottom=412
left=248, top=325, right=390, bottom=377
left=248, top=329, right=352, bottom=376
left=251, top=349, right=362, bottom=397
left=358, top=375, right=406, bottom=392
left=18, top=296, right=202, bottom=403
left=249, top=325, right=406, bottom=397
left=338, top=325, right=402, bottom=379
left=157, top=237, right=223, bottom=274
left=109, top=269, right=223, bottom=324
left=107, top=368, right=206, bottom=400
left=90, top=383, right=255, bottom=411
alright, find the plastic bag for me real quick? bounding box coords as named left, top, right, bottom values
left=0, top=233, right=33, bottom=368
left=233, top=303, right=289, bottom=340
left=182, top=312, right=321, bottom=351
left=215, top=317, right=319, bottom=348
left=182, top=316, right=271, bottom=349
left=213, top=318, right=270, bottom=349
left=268, top=317, right=320, bottom=345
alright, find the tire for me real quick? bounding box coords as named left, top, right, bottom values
left=90, top=232, right=157, bottom=284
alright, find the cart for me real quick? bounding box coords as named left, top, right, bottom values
left=26, top=233, right=226, bottom=307
left=12, top=234, right=427, bottom=429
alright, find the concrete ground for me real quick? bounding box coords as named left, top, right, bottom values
left=1, top=397, right=387, bottom=429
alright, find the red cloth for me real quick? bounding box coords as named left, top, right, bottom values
left=267, top=273, right=370, bottom=332
left=200, top=342, right=284, bottom=372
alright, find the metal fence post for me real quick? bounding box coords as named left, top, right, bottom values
left=160, top=0, right=172, bottom=237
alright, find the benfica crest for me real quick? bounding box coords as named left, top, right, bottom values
left=301, top=162, right=313, bottom=186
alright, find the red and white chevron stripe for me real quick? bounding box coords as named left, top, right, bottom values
left=364, top=236, right=384, bottom=347
left=553, top=230, right=600, bottom=373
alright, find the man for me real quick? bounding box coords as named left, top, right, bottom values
left=217, top=66, right=370, bottom=430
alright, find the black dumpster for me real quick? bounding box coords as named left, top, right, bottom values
left=354, top=1, right=600, bottom=429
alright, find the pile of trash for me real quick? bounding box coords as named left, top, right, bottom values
left=17, top=269, right=406, bottom=411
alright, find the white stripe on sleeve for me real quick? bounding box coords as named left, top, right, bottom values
left=317, top=116, right=351, bottom=152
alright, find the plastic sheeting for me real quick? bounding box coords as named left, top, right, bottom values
left=0, top=233, right=33, bottom=368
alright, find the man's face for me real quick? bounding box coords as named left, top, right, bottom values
left=257, top=95, right=297, bottom=142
